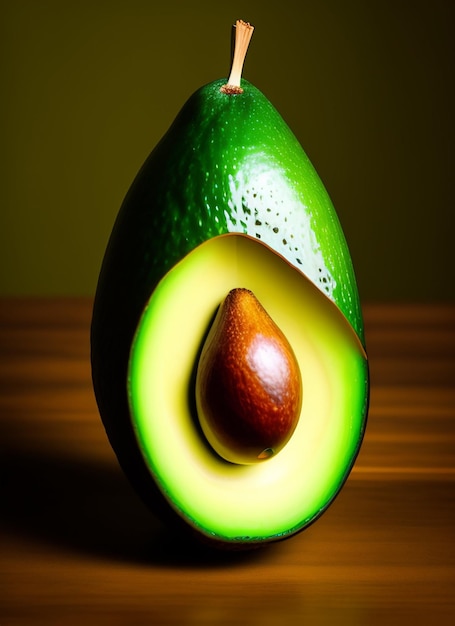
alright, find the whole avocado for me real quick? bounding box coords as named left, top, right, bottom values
left=91, top=21, right=368, bottom=548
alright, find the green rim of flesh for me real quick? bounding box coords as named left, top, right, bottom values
left=128, top=234, right=368, bottom=544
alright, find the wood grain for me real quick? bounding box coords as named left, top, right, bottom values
left=1, top=299, right=454, bottom=625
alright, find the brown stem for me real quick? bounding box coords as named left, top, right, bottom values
left=221, top=20, right=254, bottom=95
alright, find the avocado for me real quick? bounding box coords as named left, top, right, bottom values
left=91, top=21, right=369, bottom=548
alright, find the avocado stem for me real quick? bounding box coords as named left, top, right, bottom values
left=221, top=20, right=254, bottom=95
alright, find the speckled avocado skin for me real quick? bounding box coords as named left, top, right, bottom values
left=90, top=78, right=365, bottom=544
left=94, top=78, right=363, bottom=344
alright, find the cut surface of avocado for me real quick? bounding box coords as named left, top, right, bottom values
left=128, top=234, right=368, bottom=544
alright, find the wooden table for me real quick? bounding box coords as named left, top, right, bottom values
left=1, top=299, right=454, bottom=625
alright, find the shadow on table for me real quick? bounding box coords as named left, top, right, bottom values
left=0, top=444, right=277, bottom=568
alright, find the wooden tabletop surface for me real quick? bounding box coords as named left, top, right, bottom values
left=1, top=298, right=454, bottom=625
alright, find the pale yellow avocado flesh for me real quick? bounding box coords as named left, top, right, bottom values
left=128, top=234, right=368, bottom=543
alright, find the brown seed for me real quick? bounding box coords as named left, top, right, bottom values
left=195, top=288, right=302, bottom=464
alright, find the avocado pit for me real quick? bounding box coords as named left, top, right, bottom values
left=195, top=288, right=303, bottom=465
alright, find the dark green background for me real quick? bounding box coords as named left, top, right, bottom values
left=1, top=0, right=453, bottom=300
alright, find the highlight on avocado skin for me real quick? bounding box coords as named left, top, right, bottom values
left=91, top=20, right=369, bottom=549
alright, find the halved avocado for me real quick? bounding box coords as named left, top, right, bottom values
left=128, top=234, right=368, bottom=546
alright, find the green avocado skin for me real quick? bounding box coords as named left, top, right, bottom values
left=96, top=78, right=363, bottom=342
left=91, top=78, right=365, bottom=543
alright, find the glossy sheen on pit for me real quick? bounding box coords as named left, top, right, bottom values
left=195, top=288, right=302, bottom=465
